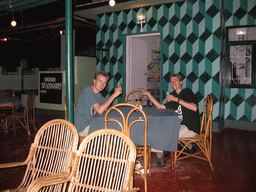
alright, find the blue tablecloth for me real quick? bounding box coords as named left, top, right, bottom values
left=89, top=106, right=181, bottom=152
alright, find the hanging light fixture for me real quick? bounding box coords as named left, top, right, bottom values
left=9, top=1, right=17, bottom=27
left=109, top=0, right=115, bottom=7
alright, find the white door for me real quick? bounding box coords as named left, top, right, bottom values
left=126, top=33, right=160, bottom=94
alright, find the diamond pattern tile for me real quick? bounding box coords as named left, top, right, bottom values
left=169, top=53, right=179, bottom=64
left=187, top=32, right=198, bottom=44
left=248, top=6, right=256, bottom=19
left=193, top=52, right=204, bottom=63
left=175, top=34, right=186, bottom=45
left=158, top=16, right=168, bottom=27
left=163, top=34, right=174, bottom=46
left=170, top=15, right=180, bottom=26
left=181, top=14, right=192, bottom=25
left=206, top=4, right=219, bottom=18
left=199, top=28, right=212, bottom=42
left=187, top=72, right=198, bottom=83
left=181, top=52, right=192, bottom=64
left=206, top=49, right=219, bottom=62
left=194, top=12, right=204, bottom=24
left=231, top=94, right=244, bottom=107
left=200, top=72, right=211, bottom=84
left=234, top=7, right=247, bottom=20
left=246, top=94, right=256, bottom=108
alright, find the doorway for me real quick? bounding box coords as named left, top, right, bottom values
left=126, top=33, right=161, bottom=96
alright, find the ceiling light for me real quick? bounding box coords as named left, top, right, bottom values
left=9, top=3, right=17, bottom=27
left=11, top=20, right=17, bottom=27
left=109, top=0, right=115, bottom=7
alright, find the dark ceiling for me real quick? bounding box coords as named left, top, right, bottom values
left=0, top=0, right=97, bottom=70
left=0, top=1, right=98, bottom=42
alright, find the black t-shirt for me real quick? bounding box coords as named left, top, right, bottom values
left=164, top=88, right=200, bottom=134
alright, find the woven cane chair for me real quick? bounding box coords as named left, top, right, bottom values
left=174, top=94, right=214, bottom=171
left=0, top=103, right=16, bottom=137
left=0, top=119, right=79, bottom=191
left=125, top=89, right=152, bottom=107
left=0, top=89, right=15, bottom=98
left=9, top=92, right=36, bottom=135
left=0, top=89, right=17, bottom=136
left=105, top=103, right=150, bottom=192
left=27, top=129, right=139, bottom=192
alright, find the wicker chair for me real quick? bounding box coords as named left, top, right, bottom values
left=0, top=89, right=15, bottom=98
left=0, top=89, right=17, bottom=136
left=27, top=129, right=139, bottom=192
left=0, top=119, right=79, bottom=191
left=9, top=92, right=36, bottom=135
left=174, top=94, right=214, bottom=171
left=104, top=103, right=151, bottom=192
left=125, top=89, right=152, bottom=107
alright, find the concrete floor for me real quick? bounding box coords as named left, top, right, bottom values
left=0, top=109, right=255, bottom=192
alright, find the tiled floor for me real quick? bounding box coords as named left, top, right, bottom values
left=0, top=109, right=255, bottom=192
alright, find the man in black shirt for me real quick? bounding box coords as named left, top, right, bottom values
left=140, top=74, right=200, bottom=165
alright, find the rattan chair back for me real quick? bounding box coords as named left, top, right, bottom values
left=67, top=129, right=139, bottom=191
left=104, top=103, right=150, bottom=192
left=174, top=94, right=214, bottom=171
left=0, top=119, right=79, bottom=191
left=125, top=89, right=152, bottom=107
left=13, top=92, right=36, bottom=135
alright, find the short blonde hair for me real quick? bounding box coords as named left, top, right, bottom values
left=170, top=73, right=182, bottom=81
left=94, top=71, right=109, bottom=80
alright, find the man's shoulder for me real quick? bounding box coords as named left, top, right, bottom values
left=183, top=87, right=193, bottom=92
left=80, top=86, right=94, bottom=94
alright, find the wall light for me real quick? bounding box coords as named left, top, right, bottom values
left=137, top=14, right=146, bottom=32
left=109, top=0, right=115, bottom=7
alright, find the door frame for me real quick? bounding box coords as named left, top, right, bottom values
left=126, top=32, right=161, bottom=95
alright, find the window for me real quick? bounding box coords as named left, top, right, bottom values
left=227, top=26, right=256, bottom=88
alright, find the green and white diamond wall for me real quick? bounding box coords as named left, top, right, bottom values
left=96, top=0, right=256, bottom=127
left=224, top=0, right=256, bottom=123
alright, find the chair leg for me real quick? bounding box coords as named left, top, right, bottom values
left=148, top=147, right=151, bottom=176
left=16, top=117, right=31, bottom=136
left=25, top=117, right=31, bottom=136
left=0, top=119, right=8, bottom=136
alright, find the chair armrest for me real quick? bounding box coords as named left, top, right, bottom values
left=0, top=161, right=27, bottom=169
left=121, top=188, right=140, bottom=192
left=27, top=172, right=71, bottom=192
left=0, top=143, right=36, bottom=169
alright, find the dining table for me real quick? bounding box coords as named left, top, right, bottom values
left=89, top=106, right=181, bottom=170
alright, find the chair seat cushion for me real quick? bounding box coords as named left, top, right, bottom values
left=0, top=97, right=22, bottom=109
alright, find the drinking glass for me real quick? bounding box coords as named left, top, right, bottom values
left=117, top=82, right=122, bottom=88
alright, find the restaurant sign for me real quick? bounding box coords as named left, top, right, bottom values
left=40, top=73, right=62, bottom=104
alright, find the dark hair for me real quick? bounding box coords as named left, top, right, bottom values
left=94, top=71, right=109, bottom=80
left=170, top=73, right=182, bottom=81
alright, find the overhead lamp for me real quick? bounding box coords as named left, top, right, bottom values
left=11, top=20, right=17, bottom=27
left=9, top=3, right=17, bottom=27
left=109, top=0, right=115, bottom=7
